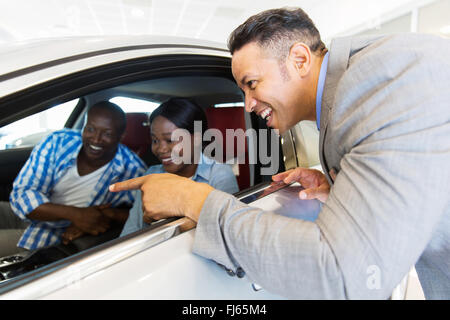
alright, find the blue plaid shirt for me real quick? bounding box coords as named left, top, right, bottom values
left=9, top=129, right=147, bottom=250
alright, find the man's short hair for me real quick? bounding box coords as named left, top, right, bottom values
left=87, top=101, right=126, bottom=135
left=228, top=7, right=326, bottom=59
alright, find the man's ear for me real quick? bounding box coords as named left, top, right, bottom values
left=288, top=42, right=312, bottom=77
left=119, top=130, right=126, bottom=143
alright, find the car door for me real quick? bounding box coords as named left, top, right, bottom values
left=0, top=36, right=297, bottom=298
left=1, top=181, right=323, bottom=299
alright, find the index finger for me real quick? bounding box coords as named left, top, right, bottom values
left=109, top=175, right=147, bottom=192
left=272, top=169, right=294, bottom=182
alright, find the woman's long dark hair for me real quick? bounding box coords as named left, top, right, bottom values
left=149, top=97, right=208, bottom=148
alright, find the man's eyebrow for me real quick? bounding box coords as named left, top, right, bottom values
left=240, top=75, right=249, bottom=86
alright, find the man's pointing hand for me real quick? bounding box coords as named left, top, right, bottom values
left=109, top=173, right=214, bottom=223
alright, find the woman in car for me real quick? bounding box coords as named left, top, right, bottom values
left=120, top=98, right=239, bottom=236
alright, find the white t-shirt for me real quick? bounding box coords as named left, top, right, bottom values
left=50, top=164, right=108, bottom=207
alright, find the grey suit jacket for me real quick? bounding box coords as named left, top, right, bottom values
left=193, top=33, right=450, bottom=299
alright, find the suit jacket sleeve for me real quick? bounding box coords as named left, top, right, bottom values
left=193, top=189, right=347, bottom=299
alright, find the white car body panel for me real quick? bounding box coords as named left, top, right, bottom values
left=42, top=231, right=283, bottom=300
left=0, top=35, right=228, bottom=75
left=0, top=36, right=229, bottom=99
left=3, top=183, right=321, bottom=300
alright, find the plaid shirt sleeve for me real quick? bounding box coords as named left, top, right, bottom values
left=9, top=133, right=147, bottom=250
left=9, top=133, right=59, bottom=220
left=100, top=144, right=148, bottom=207
left=9, top=130, right=82, bottom=220
left=9, top=130, right=84, bottom=250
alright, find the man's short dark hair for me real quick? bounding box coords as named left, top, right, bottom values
left=228, top=7, right=326, bottom=59
left=88, top=101, right=126, bottom=135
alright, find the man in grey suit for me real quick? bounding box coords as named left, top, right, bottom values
left=110, top=8, right=450, bottom=299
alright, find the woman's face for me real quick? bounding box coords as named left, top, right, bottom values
left=150, top=115, right=197, bottom=177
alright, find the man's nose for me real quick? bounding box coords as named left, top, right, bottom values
left=92, top=131, right=102, bottom=143
left=244, top=94, right=257, bottom=113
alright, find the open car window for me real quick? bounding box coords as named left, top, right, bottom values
left=109, top=96, right=160, bottom=114
left=0, top=99, right=79, bottom=150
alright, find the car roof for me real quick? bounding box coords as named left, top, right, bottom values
left=0, top=35, right=229, bottom=77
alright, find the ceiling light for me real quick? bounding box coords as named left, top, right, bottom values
left=440, top=25, right=450, bottom=35
left=131, top=8, right=145, bottom=18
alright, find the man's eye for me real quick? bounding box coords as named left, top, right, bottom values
left=247, top=80, right=256, bottom=89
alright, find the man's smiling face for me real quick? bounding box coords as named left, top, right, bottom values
left=81, top=108, right=123, bottom=165
left=232, top=41, right=317, bottom=135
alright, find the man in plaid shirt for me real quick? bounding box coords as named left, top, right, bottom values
left=0, top=101, right=147, bottom=256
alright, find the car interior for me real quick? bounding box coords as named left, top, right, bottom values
left=0, top=71, right=285, bottom=283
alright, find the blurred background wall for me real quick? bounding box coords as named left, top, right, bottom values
left=0, top=0, right=448, bottom=45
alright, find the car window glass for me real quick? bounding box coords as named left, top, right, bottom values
left=214, top=102, right=244, bottom=108
left=0, top=74, right=262, bottom=292
left=0, top=99, right=79, bottom=150
left=109, top=96, right=159, bottom=114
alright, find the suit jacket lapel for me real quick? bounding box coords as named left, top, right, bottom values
left=319, top=35, right=386, bottom=183
left=319, top=37, right=353, bottom=183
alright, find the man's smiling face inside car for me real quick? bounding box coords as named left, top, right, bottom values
left=81, top=106, right=124, bottom=165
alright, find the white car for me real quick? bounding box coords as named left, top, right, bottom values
left=0, top=35, right=324, bottom=299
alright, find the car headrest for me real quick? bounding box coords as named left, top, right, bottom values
left=121, top=112, right=151, bottom=158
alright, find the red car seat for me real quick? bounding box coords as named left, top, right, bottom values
left=205, top=107, right=250, bottom=191
left=121, top=112, right=151, bottom=159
